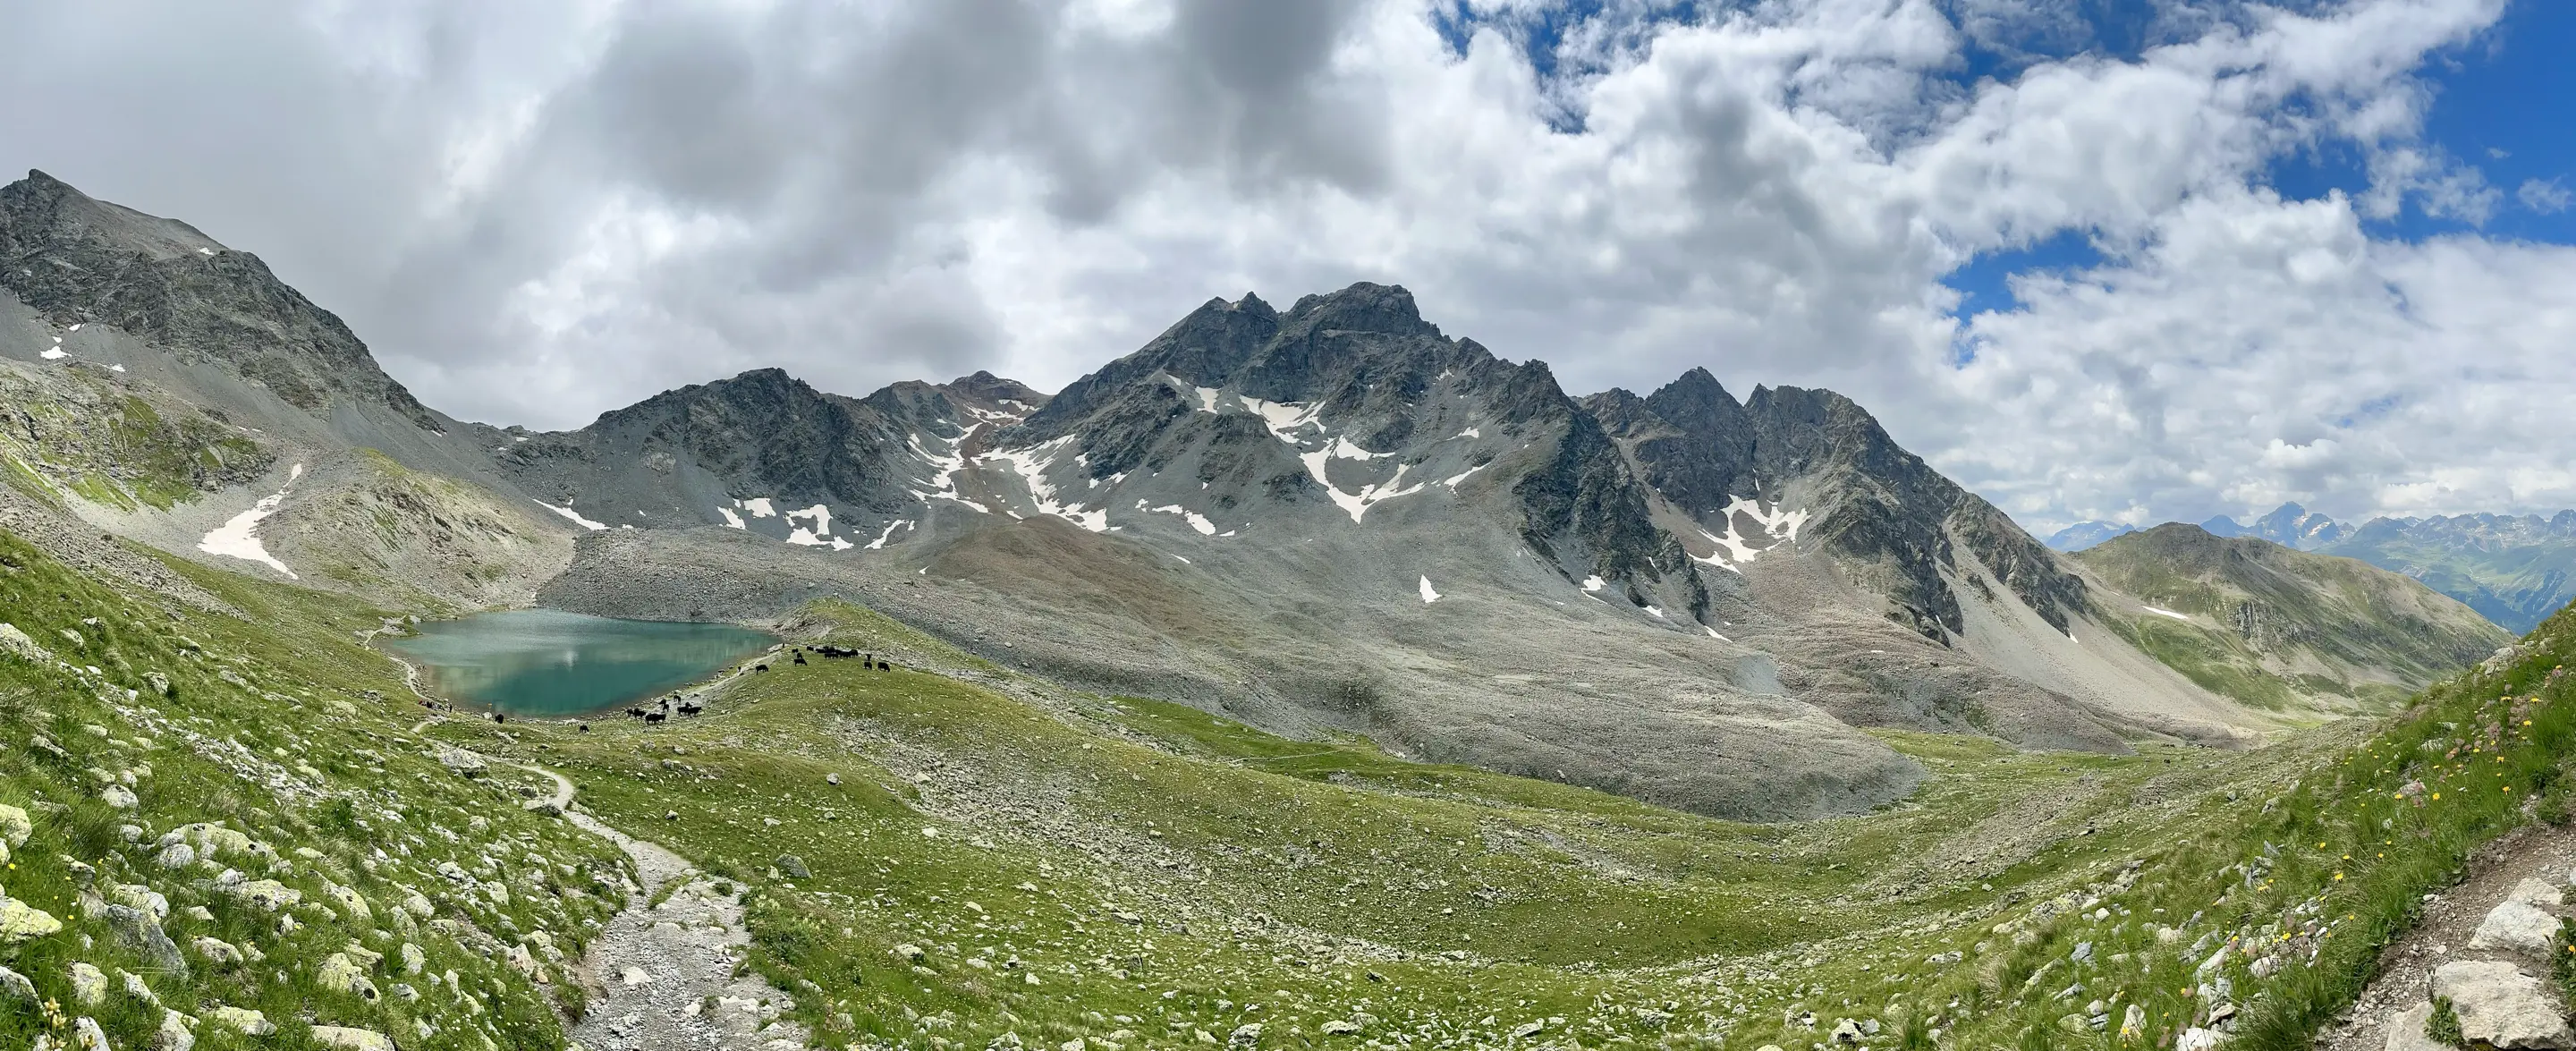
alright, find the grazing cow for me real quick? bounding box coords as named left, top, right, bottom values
left=495, top=713, right=507, bottom=725
left=755, top=664, right=769, bottom=673
left=644, top=710, right=666, bottom=725
left=792, top=652, right=807, bottom=665
left=679, top=702, right=703, bottom=716
left=877, top=661, right=893, bottom=671
left=625, top=707, right=647, bottom=718
left=578, top=724, right=590, bottom=733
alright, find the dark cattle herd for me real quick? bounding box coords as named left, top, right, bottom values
left=607, top=645, right=894, bottom=726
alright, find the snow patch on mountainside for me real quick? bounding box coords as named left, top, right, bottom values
left=1144, top=504, right=1217, bottom=535
left=1419, top=575, right=1441, bottom=603
left=716, top=505, right=745, bottom=529
left=198, top=464, right=304, bottom=578
left=986, top=437, right=1108, bottom=532
left=866, top=520, right=913, bottom=549
left=1690, top=496, right=1809, bottom=573
left=536, top=499, right=607, bottom=530
left=2141, top=606, right=2192, bottom=622
left=906, top=431, right=992, bottom=513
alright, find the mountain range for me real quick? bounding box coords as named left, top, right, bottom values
left=0, top=169, right=2516, bottom=821
left=2049, top=502, right=2576, bottom=633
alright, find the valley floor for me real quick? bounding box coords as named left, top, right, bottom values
left=2, top=522, right=2571, bottom=1051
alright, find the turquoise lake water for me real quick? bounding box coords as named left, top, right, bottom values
left=383, top=608, right=774, bottom=716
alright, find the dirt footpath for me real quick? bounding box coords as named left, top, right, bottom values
left=2318, top=822, right=2576, bottom=1051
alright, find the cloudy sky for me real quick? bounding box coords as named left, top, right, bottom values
left=3, top=0, right=2571, bottom=531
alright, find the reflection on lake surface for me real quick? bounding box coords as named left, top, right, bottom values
left=383, top=608, right=773, bottom=716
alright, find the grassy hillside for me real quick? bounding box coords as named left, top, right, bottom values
left=267, top=448, right=574, bottom=614
left=0, top=361, right=273, bottom=512
left=2077, top=523, right=2507, bottom=712
left=2326, top=522, right=2576, bottom=635
left=6, top=517, right=2576, bottom=1051
left=436, top=598, right=2576, bottom=1051
left=0, top=530, right=627, bottom=1051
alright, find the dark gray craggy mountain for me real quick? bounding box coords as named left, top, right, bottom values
left=538, top=284, right=2292, bottom=818
left=0, top=170, right=439, bottom=430
left=0, top=170, right=580, bottom=610
left=1002, top=284, right=1703, bottom=613
left=1576, top=370, right=2258, bottom=752
left=1588, top=369, right=2090, bottom=641
left=490, top=367, right=1047, bottom=541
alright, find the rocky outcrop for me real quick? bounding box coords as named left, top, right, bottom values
left=0, top=170, right=441, bottom=429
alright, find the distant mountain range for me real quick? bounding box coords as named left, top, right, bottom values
left=0, top=169, right=2518, bottom=820
left=2047, top=503, right=2576, bottom=633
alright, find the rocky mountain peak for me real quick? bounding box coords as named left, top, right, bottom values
left=938, top=370, right=1048, bottom=411
left=2, top=169, right=230, bottom=261
left=1277, top=282, right=1440, bottom=341
left=0, top=170, right=441, bottom=430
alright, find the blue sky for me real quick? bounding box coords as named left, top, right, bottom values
left=1442, top=1, right=2572, bottom=318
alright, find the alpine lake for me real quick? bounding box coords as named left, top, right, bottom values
left=383, top=608, right=775, bottom=717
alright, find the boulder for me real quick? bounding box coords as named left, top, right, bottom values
left=0, top=623, right=49, bottom=663
left=227, top=880, right=300, bottom=911
left=191, top=937, right=243, bottom=965
left=2468, top=901, right=2563, bottom=957
left=309, top=1026, right=397, bottom=1051
left=323, top=881, right=372, bottom=921
left=2430, top=960, right=2574, bottom=1049
left=152, top=1008, right=194, bottom=1051
left=70, top=962, right=106, bottom=1005
left=97, top=784, right=138, bottom=809
left=0, top=896, right=63, bottom=942
left=2510, top=877, right=2566, bottom=909
left=2176, top=1029, right=2224, bottom=1051
left=72, top=1017, right=111, bottom=1051
left=436, top=748, right=487, bottom=776
left=103, top=904, right=186, bottom=973
left=110, top=885, right=169, bottom=921
left=0, top=965, right=34, bottom=1002
left=2385, top=1003, right=2450, bottom=1051
left=1321, top=1021, right=1360, bottom=1036
left=206, top=1006, right=275, bottom=1035
left=776, top=854, right=811, bottom=880
left=0, top=803, right=30, bottom=847
left=317, top=954, right=380, bottom=1001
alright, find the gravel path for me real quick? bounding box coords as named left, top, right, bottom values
left=564, top=800, right=815, bottom=1051
left=2316, top=821, right=2576, bottom=1051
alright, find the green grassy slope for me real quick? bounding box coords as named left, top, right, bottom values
left=2077, top=523, right=2508, bottom=712
left=8, top=519, right=2575, bottom=1051
left=419, top=598, right=2576, bottom=1051
left=0, top=530, right=627, bottom=1050
left=2326, top=523, right=2576, bottom=635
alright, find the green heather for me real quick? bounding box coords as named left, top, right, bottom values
left=7, top=523, right=2574, bottom=1051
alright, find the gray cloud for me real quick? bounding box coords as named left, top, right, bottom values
left=1, top=0, right=2563, bottom=530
